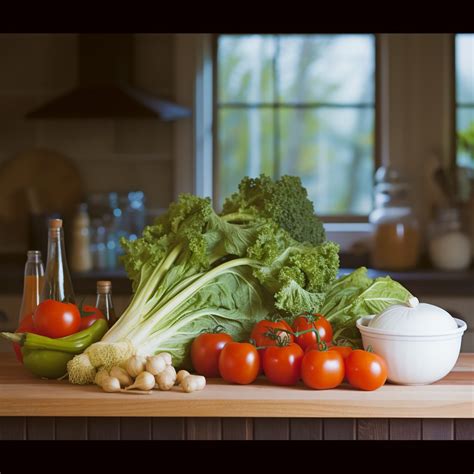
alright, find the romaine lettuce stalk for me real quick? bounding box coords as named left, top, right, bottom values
left=67, top=176, right=340, bottom=384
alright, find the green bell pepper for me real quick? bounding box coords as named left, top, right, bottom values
left=22, top=348, right=75, bottom=379
left=2, top=319, right=109, bottom=379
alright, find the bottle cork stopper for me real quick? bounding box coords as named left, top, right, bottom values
left=97, top=280, right=112, bottom=293
left=49, top=218, right=63, bottom=229
left=27, top=250, right=41, bottom=257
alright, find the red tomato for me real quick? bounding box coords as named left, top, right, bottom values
left=330, top=345, right=353, bottom=360
left=292, top=314, right=333, bottom=351
left=263, top=343, right=304, bottom=386
left=13, top=313, right=37, bottom=363
left=301, top=349, right=344, bottom=390
left=345, top=349, right=388, bottom=391
left=33, top=299, right=81, bottom=338
left=79, top=305, right=106, bottom=331
left=251, top=319, right=294, bottom=375
left=218, top=342, right=260, bottom=384
left=251, top=319, right=294, bottom=347
left=191, top=332, right=233, bottom=377
left=309, top=344, right=353, bottom=360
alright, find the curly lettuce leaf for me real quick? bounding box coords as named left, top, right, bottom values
left=322, top=268, right=412, bottom=348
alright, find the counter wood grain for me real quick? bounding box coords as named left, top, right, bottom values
left=0, top=353, right=472, bottom=419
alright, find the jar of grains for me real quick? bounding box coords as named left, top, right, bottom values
left=369, top=167, right=421, bottom=271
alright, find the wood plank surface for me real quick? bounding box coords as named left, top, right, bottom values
left=0, top=417, right=25, bottom=440
left=324, top=419, right=356, bottom=439
left=88, top=417, right=120, bottom=440
left=120, top=418, right=151, bottom=440
left=422, top=419, right=454, bottom=440
left=455, top=419, right=474, bottom=440
left=254, top=418, right=289, bottom=440
left=389, top=419, right=421, bottom=440
left=357, top=419, right=389, bottom=440
left=152, top=418, right=185, bottom=440
left=222, top=418, right=253, bottom=440
left=0, top=353, right=472, bottom=418
left=186, top=418, right=222, bottom=440
left=26, top=417, right=55, bottom=440
left=290, top=418, right=323, bottom=440
left=55, top=417, right=87, bottom=440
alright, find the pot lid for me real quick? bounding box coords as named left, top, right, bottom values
left=368, top=296, right=458, bottom=334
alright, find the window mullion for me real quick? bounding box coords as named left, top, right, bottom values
left=273, top=34, right=281, bottom=180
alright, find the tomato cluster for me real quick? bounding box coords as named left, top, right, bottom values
left=14, top=300, right=106, bottom=363
left=190, top=314, right=388, bottom=391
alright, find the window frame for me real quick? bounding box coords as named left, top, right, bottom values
left=212, top=33, right=381, bottom=223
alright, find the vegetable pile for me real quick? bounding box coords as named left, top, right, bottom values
left=67, top=175, right=340, bottom=383
left=66, top=174, right=413, bottom=385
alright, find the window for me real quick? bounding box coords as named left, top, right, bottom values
left=215, top=34, right=376, bottom=216
left=455, top=34, right=474, bottom=169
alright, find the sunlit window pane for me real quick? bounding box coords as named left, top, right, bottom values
left=218, top=109, right=274, bottom=209
left=456, top=34, right=474, bottom=104
left=217, top=34, right=376, bottom=215
left=277, top=35, right=375, bottom=104
left=218, top=35, right=275, bottom=104
left=456, top=34, right=474, bottom=169
left=279, top=108, right=374, bottom=215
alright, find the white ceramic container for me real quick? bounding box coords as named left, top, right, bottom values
left=356, top=315, right=467, bottom=385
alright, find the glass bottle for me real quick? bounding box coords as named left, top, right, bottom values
left=369, top=166, right=421, bottom=271
left=41, top=218, right=76, bottom=303
left=70, top=203, right=93, bottom=273
left=95, top=280, right=117, bottom=326
left=126, top=191, right=146, bottom=241
left=90, top=218, right=107, bottom=271
left=18, top=250, right=45, bottom=325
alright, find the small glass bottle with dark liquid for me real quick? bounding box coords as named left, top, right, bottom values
left=95, top=280, right=117, bottom=327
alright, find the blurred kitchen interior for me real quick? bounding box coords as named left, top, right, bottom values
left=0, top=33, right=472, bottom=349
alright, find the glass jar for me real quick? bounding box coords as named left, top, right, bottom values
left=428, top=207, right=472, bottom=271
left=369, top=167, right=421, bottom=271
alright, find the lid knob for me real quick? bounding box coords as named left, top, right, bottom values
left=407, top=296, right=419, bottom=308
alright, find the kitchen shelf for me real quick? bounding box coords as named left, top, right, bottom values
left=0, top=353, right=472, bottom=419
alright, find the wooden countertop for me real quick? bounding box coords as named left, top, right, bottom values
left=0, top=353, right=472, bottom=419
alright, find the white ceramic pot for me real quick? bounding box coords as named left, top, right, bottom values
left=356, top=316, right=467, bottom=385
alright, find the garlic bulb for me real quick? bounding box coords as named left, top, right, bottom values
left=145, top=355, right=167, bottom=376
left=110, top=366, right=133, bottom=387
left=125, top=355, right=147, bottom=378
left=368, top=296, right=458, bottom=335
left=126, top=371, right=156, bottom=391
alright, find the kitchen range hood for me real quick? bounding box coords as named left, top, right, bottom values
left=26, top=34, right=190, bottom=120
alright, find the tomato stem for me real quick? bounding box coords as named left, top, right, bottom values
left=77, top=298, right=96, bottom=318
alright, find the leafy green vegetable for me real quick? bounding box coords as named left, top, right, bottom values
left=67, top=175, right=339, bottom=381
left=321, top=267, right=413, bottom=348
left=222, top=174, right=327, bottom=245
